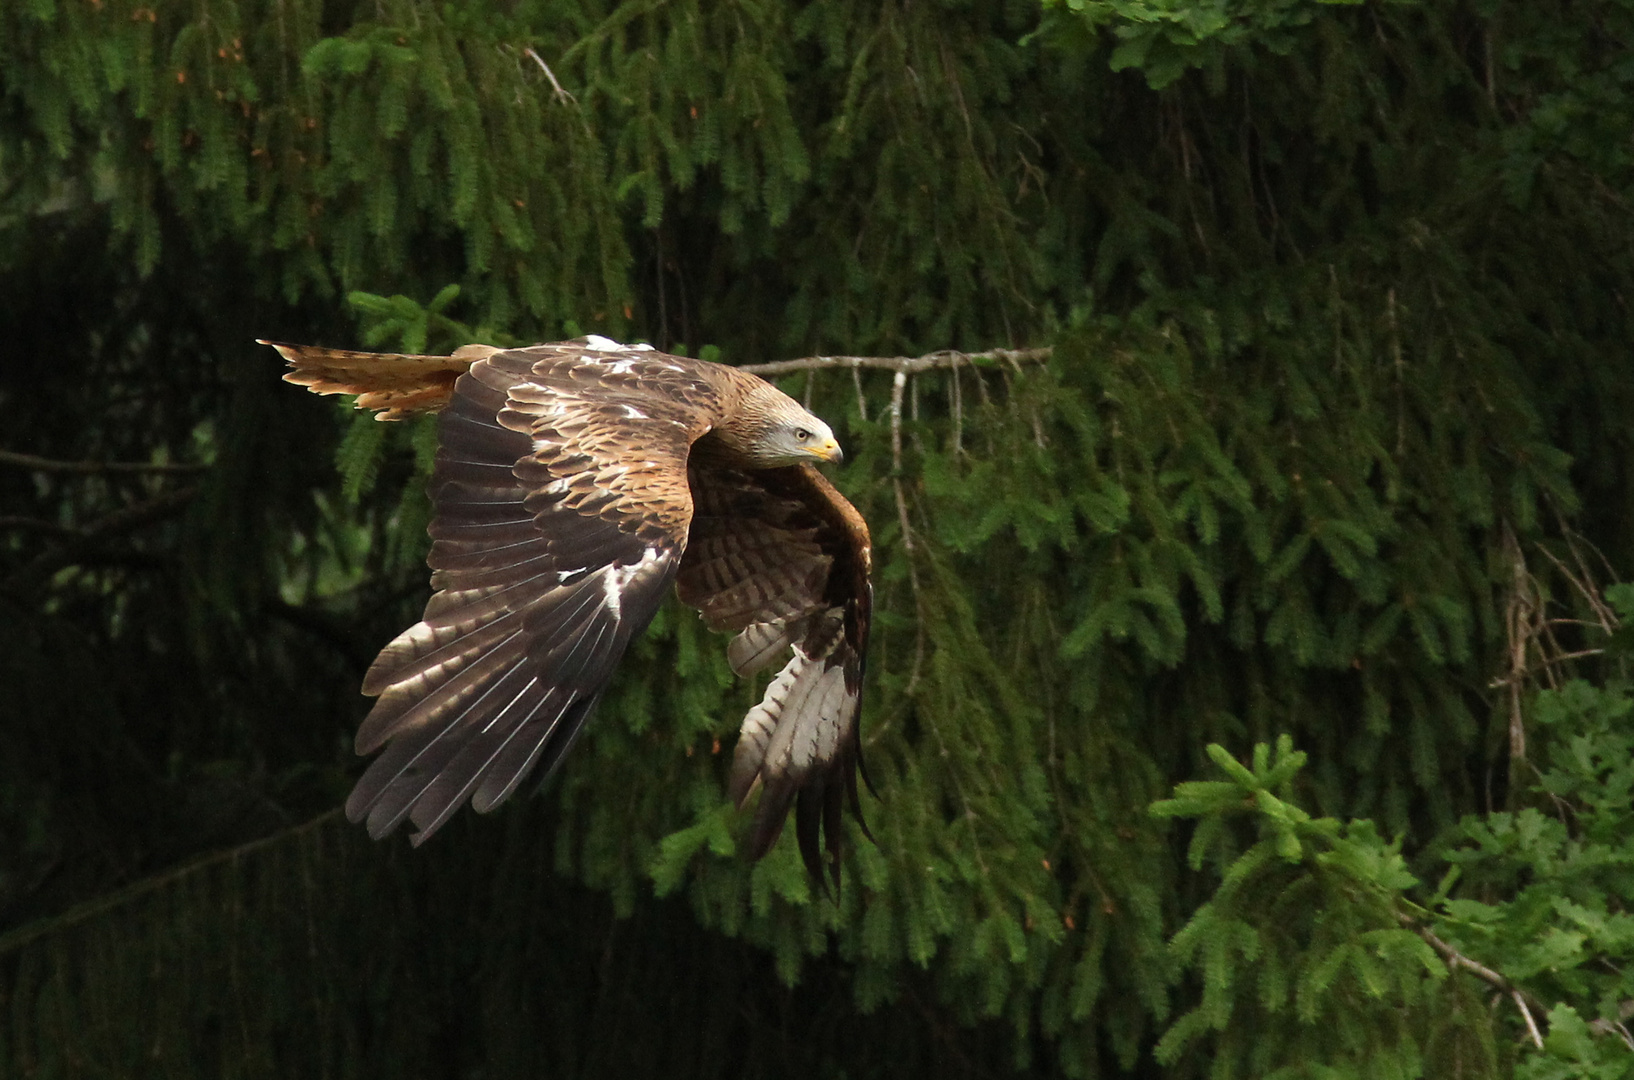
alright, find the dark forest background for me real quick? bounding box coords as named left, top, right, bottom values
left=4, top=0, right=1634, bottom=1076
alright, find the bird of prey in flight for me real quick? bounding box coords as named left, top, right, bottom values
left=267, top=336, right=872, bottom=888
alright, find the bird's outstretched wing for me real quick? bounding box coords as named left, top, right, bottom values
left=676, top=463, right=873, bottom=891
left=329, top=342, right=723, bottom=843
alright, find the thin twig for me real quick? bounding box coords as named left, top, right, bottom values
left=1404, top=915, right=1546, bottom=1048
left=1511, top=989, right=1545, bottom=1050
left=1590, top=1013, right=1634, bottom=1052
left=890, top=370, right=912, bottom=558
left=880, top=368, right=930, bottom=702
left=0, top=449, right=207, bottom=475
left=523, top=47, right=577, bottom=105
left=65, top=487, right=197, bottom=539
left=1536, top=537, right=1618, bottom=635
left=1410, top=920, right=1516, bottom=989
left=1487, top=648, right=1606, bottom=688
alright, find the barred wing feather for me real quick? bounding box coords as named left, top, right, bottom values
left=676, top=464, right=873, bottom=890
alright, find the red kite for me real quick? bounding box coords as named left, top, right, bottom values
left=267, top=337, right=872, bottom=887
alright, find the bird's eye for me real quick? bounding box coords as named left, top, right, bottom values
left=795, top=428, right=812, bottom=442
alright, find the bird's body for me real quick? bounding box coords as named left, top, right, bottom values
left=267, top=336, right=872, bottom=887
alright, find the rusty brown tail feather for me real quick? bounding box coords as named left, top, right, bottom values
left=259, top=340, right=497, bottom=420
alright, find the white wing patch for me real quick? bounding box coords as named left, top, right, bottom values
left=582, top=335, right=656, bottom=353
left=574, top=336, right=682, bottom=374
left=602, top=565, right=623, bottom=621
left=601, top=547, right=668, bottom=624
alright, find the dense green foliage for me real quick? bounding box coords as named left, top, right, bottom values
left=5, top=0, right=1634, bottom=1076
left=1147, top=643, right=1634, bottom=1079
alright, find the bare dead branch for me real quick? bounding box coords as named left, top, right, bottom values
left=1535, top=539, right=1618, bottom=635
left=1488, top=648, right=1606, bottom=688
left=4, top=486, right=198, bottom=593
left=739, top=346, right=1051, bottom=378
left=1404, top=916, right=1547, bottom=1047
left=1502, top=525, right=1540, bottom=768
left=1410, top=914, right=1634, bottom=1048
left=78, top=486, right=199, bottom=539
left=1407, top=916, right=1512, bottom=989
left=0, top=449, right=207, bottom=475
left=0, top=515, right=77, bottom=536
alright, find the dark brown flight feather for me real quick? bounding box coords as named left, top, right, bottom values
left=266, top=336, right=873, bottom=890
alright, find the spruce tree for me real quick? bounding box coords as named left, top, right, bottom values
left=4, top=1, right=1634, bottom=1076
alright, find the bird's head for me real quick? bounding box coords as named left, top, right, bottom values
left=769, top=414, right=844, bottom=465
left=736, top=385, right=845, bottom=467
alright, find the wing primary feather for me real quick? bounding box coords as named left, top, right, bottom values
left=678, top=462, right=874, bottom=894
left=746, top=784, right=796, bottom=861
left=357, top=628, right=530, bottom=754
left=847, top=755, right=876, bottom=845
left=525, top=693, right=604, bottom=792
left=406, top=682, right=558, bottom=842
left=361, top=614, right=524, bottom=703
left=822, top=775, right=845, bottom=895
left=855, top=736, right=880, bottom=801
left=348, top=652, right=537, bottom=836
left=472, top=721, right=556, bottom=812
left=794, top=782, right=828, bottom=897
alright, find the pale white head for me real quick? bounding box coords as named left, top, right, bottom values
left=730, top=384, right=845, bottom=467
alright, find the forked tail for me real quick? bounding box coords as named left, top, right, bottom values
left=261, top=340, right=497, bottom=420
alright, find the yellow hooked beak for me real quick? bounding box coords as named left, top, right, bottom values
left=807, top=438, right=844, bottom=464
